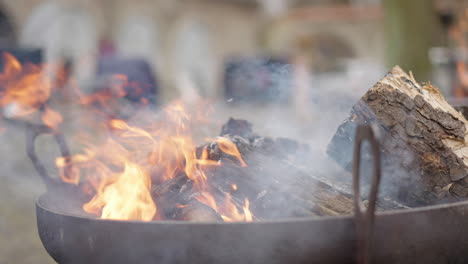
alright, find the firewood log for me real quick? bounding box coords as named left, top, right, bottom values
left=243, top=153, right=355, bottom=217
left=151, top=173, right=196, bottom=219
left=328, top=66, right=468, bottom=205
left=220, top=118, right=255, bottom=138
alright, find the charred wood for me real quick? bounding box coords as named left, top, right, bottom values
left=151, top=173, right=195, bottom=219
left=203, top=151, right=357, bottom=218
left=152, top=114, right=408, bottom=221
left=173, top=200, right=223, bottom=222
left=220, top=118, right=255, bottom=138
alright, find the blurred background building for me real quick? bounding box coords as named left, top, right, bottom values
left=0, top=0, right=459, bottom=101
left=0, top=0, right=388, bottom=102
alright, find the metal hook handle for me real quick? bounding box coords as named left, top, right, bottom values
left=25, top=123, right=72, bottom=191
left=353, top=125, right=381, bottom=264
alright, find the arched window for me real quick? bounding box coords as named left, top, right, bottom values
left=300, top=32, right=356, bottom=72
left=116, top=16, right=158, bottom=60
left=172, top=18, right=216, bottom=99
left=19, top=2, right=60, bottom=48
left=21, top=4, right=98, bottom=89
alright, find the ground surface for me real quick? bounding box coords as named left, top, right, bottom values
left=0, top=124, right=55, bottom=264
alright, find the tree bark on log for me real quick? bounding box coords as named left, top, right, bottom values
left=328, top=66, right=468, bottom=205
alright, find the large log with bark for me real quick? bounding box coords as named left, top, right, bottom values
left=328, top=66, right=468, bottom=205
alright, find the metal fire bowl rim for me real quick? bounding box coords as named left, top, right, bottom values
left=37, top=192, right=348, bottom=225
left=36, top=192, right=468, bottom=225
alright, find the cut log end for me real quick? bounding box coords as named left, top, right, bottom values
left=328, top=66, right=468, bottom=205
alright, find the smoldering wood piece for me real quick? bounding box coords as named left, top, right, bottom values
left=204, top=135, right=253, bottom=162
left=328, top=66, right=468, bottom=205
left=206, top=168, right=323, bottom=219
left=220, top=118, right=255, bottom=138
left=154, top=111, right=411, bottom=220
left=205, top=159, right=327, bottom=217
left=200, top=132, right=309, bottom=167
left=151, top=158, right=356, bottom=219
left=206, top=142, right=399, bottom=217
left=246, top=153, right=355, bottom=217
left=289, top=159, right=410, bottom=211
left=205, top=162, right=259, bottom=198
left=218, top=118, right=309, bottom=155
left=150, top=173, right=196, bottom=218
left=173, top=200, right=223, bottom=222
left=150, top=171, right=247, bottom=220
left=205, top=152, right=356, bottom=218
left=151, top=173, right=192, bottom=199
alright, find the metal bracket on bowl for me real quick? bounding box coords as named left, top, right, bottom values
left=24, top=122, right=73, bottom=191
left=353, top=125, right=381, bottom=264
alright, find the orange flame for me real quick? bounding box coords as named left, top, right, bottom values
left=0, top=53, right=253, bottom=222
left=243, top=198, right=253, bottom=222
left=60, top=101, right=253, bottom=222
left=0, top=52, right=62, bottom=128
left=56, top=153, right=91, bottom=185
left=219, top=193, right=253, bottom=222
left=78, top=74, right=128, bottom=107
left=196, top=192, right=219, bottom=212
left=215, top=137, right=247, bottom=167
left=83, top=162, right=156, bottom=221
left=195, top=192, right=253, bottom=222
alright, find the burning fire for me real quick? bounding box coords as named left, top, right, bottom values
left=63, top=103, right=253, bottom=222
left=0, top=52, right=253, bottom=222
left=0, top=52, right=62, bottom=128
